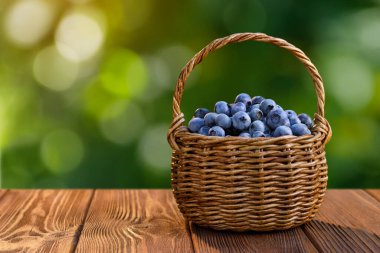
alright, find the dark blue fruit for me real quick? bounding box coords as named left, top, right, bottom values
left=291, top=123, right=311, bottom=136
left=215, top=114, right=232, bottom=129
left=239, top=132, right=251, bottom=138
left=204, top=112, right=218, bottom=127
left=198, top=126, right=210, bottom=136
left=251, top=131, right=265, bottom=137
left=231, top=111, right=251, bottom=130
left=259, top=99, right=276, bottom=115
left=248, top=108, right=263, bottom=121
left=188, top=118, right=205, bottom=133
left=235, top=93, right=251, bottom=106
left=273, top=126, right=292, bottom=137
left=230, top=102, right=246, bottom=115
left=214, top=101, right=230, bottom=115
left=209, top=126, right=225, bottom=137
left=267, top=108, right=290, bottom=130
left=249, top=120, right=265, bottom=135
left=298, top=113, right=313, bottom=129
left=251, top=96, right=264, bottom=105
left=194, top=108, right=210, bottom=118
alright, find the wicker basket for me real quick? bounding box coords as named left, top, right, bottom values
left=167, top=33, right=332, bottom=232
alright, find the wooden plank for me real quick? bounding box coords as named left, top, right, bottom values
left=302, top=190, right=380, bottom=252
left=0, top=190, right=6, bottom=199
left=190, top=220, right=317, bottom=252
left=76, top=190, right=194, bottom=253
left=0, top=190, right=93, bottom=252
left=366, top=189, right=380, bottom=202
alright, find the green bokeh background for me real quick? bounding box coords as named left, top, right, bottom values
left=0, top=0, right=379, bottom=188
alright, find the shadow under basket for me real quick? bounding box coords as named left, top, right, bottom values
left=167, top=33, right=332, bottom=232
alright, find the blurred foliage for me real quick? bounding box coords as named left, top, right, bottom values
left=0, top=0, right=379, bottom=188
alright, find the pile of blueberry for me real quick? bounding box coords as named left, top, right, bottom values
left=187, top=93, right=313, bottom=138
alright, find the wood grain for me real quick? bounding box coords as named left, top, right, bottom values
left=302, top=190, right=380, bottom=252
left=75, top=190, right=194, bottom=253
left=0, top=190, right=93, bottom=253
left=366, top=189, right=380, bottom=202
left=190, top=222, right=317, bottom=253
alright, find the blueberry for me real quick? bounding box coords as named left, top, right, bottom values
left=251, top=96, right=264, bottom=105
left=204, top=112, right=218, bottom=127
left=214, top=101, right=230, bottom=115
left=298, top=113, right=313, bottom=129
left=194, top=108, right=210, bottom=118
left=251, top=104, right=260, bottom=110
left=289, top=115, right=301, bottom=125
left=235, top=93, right=251, bottom=106
left=264, top=133, right=271, bottom=137
left=259, top=99, right=276, bottom=115
left=273, top=126, right=292, bottom=137
left=291, top=123, right=311, bottom=136
left=275, top=105, right=283, bottom=111
left=267, top=108, right=290, bottom=130
left=248, top=108, right=263, bottom=121
left=251, top=131, right=265, bottom=137
left=230, top=102, right=246, bottom=115
left=215, top=114, right=232, bottom=129
left=239, top=132, right=251, bottom=138
left=198, top=126, right=210, bottom=136
left=209, top=126, right=225, bottom=137
left=249, top=120, right=265, bottom=135
left=188, top=118, right=205, bottom=133
left=285, top=110, right=297, bottom=118
left=231, top=111, right=251, bottom=131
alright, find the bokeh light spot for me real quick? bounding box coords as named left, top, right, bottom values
left=99, top=100, right=145, bottom=145
left=56, top=12, right=104, bottom=62
left=4, top=0, right=55, bottom=48
left=40, top=129, right=84, bottom=174
left=100, top=49, right=148, bottom=98
left=325, top=55, right=373, bottom=111
left=138, top=124, right=171, bottom=171
left=33, top=46, right=79, bottom=91
left=157, top=45, right=197, bottom=87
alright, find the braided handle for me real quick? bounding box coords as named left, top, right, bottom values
left=168, top=33, right=328, bottom=149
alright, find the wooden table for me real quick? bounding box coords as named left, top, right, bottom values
left=0, top=190, right=379, bottom=252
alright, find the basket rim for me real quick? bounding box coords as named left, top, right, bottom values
left=174, top=126, right=326, bottom=146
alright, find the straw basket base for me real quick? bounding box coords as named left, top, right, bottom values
left=170, top=127, right=328, bottom=232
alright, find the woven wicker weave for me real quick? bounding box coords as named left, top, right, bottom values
left=167, top=33, right=332, bottom=232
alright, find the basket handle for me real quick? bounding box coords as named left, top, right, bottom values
left=168, top=33, right=330, bottom=149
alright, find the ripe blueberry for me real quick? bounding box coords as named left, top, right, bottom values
left=215, top=114, right=232, bottom=129
left=232, top=111, right=251, bottom=130
left=214, top=101, right=230, bottom=115
left=188, top=118, right=205, bottom=133
left=194, top=108, right=210, bottom=118
left=273, top=126, right=292, bottom=137
left=209, top=126, right=225, bottom=137
left=291, top=123, right=311, bottom=136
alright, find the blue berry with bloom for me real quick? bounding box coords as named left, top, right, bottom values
left=273, top=126, right=292, bottom=137
left=198, top=126, right=210, bottom=136
left=298, top=113, right=313, bottom=129
left=188, top=118, right=205, bottom=133
left=204, top=112, right=218, bottom=127
left=230, top=102, right=246, bottom=115
left=215, top=114, right=232, bottom=129
left=194, top=108, right=210, bottom=118
left=232, top=111, right=251, bottom=130
left=214, top=101, right=230, bottom=115
left=291, top=123, right=311, bottom=136
left=209, top=126, right=225, bottom=137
